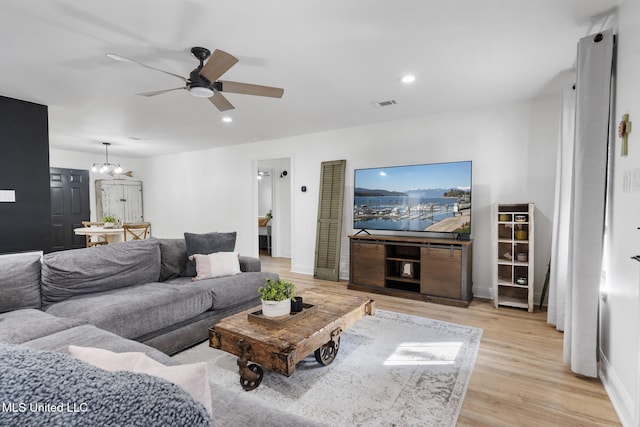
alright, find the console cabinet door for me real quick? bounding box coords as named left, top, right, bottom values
left=420, top=245, right=462, bottom=298
left=351, top=242, right=385, bottom=287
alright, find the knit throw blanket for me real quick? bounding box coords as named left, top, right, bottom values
left=0, top=343, right=210, bottom=427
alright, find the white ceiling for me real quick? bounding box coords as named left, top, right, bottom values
left=0, top=0, right=619, bottom=158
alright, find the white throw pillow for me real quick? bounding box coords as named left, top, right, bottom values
left=68, top=345, right=212, bottom=415
left=189, top=252, right=241, bottom=281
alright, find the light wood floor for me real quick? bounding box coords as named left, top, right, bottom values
left=260, top=256, right=621, bottom=427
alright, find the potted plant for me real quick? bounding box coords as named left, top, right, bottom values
left=258, top=278, right=296, bottom=317
left=102, top=215, right=118, bottom=228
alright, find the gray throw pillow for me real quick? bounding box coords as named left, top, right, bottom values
left=184, top=232, right=237, bottom=277
left=157, top=239, right=189, bottom=281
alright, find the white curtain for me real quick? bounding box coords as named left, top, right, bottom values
left=547, top=86, right=575, bottom=332
left=547, top=30, right=614, bottom=377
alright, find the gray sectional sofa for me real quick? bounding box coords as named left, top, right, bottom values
left=0, top=237, right=320, bottom=426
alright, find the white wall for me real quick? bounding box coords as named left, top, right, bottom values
left=599, top=2, right=640, bottom=425
left=271, top=157, right=292, bottom=258
left=139, top=97, right=559, bottom=300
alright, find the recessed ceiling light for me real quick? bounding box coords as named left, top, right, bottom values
left=222, top=116, right=233, bottom=123
left=401, top=75, right=416, bottom=84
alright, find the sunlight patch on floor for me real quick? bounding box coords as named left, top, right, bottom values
left=383, top=341, right=462, bottom=366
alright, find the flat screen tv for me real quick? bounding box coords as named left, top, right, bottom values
left=353, top=160, right=472, bottom=237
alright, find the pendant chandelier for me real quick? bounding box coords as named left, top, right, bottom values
left=91, top=142, right=123, bottom=174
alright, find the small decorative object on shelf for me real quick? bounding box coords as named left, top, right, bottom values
left=514, top=227, right=528, bottom=240
left=493, top=203, right=535, bottom=312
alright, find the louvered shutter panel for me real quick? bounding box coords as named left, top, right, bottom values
left=314, top=160, right=346, bottom=281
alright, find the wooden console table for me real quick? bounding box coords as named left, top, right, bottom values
left=348, top=234, right=473, bottom=307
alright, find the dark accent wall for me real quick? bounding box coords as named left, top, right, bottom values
left=0, top=95, right=51, bottom=254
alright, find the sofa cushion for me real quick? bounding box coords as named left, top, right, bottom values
left=41, top=238, right=161, bottom=306
left=0, top=251, right=42, bottom=313
left=45, top=282, right=214, bottom=340
left=0, top=343, right=210, bottom=426
left=158, top=238, right=188, bottom=281
left=209, top=272, right=278, bottom=310
left=166, top=272, right=278, bottom=310
left=22, top=324, right=176, bottom=365
left=0, top=309, right=86, bottom=344
left=184, top=231, right=236, bottom=277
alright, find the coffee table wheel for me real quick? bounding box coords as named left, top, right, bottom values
left=240, top=363, right=264, bottom=391
left=314, top=336, right=340, bottom=366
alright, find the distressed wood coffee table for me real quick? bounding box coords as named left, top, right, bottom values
left=209, top=289, right=375, bottom=390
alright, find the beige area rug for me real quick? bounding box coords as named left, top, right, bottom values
left=173, top=310, right=482, bottom=427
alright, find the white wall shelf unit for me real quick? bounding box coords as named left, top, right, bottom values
left=493, top=203, right=534, bottom=312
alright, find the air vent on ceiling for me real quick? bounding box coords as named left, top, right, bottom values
left=371, top=100, right=397, bottom=108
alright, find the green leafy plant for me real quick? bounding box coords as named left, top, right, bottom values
left=258, top=278, right=296, bottom=302
left=102, top=215, right=117, bottom=223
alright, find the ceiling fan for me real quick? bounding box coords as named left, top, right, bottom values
left=106, top=47, right=284, bottom=111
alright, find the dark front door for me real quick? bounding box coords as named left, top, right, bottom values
left=50, top=168, right=90, bottom=251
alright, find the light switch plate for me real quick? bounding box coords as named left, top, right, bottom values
left=0, top=190, right=16, bottom=202
left=633, top=169, right=640, bottom=192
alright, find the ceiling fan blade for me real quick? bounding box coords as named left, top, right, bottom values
left=136, top=87, right=185, bottom=97
left=209, top=92, right=235, bottom=111
left=218, top=80, right=284, bottom=98
left=199, top=49, right=238, bottom=82
left=106, top=53, right=188, bottom=83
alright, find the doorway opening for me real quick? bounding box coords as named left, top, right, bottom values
left=256, top=158, right=291, bottom=259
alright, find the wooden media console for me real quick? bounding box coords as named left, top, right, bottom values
left=348, top=234, right=473, bottom=307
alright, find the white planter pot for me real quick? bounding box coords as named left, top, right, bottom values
left=261, top=299, right=291, bottom=318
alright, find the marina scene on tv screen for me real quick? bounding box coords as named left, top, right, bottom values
left=354, top=161, right=472, bottom=234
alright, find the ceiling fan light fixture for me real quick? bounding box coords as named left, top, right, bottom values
left=108, top=47, right=283, bottom=112
left=189, top=85, right=214, bottom=98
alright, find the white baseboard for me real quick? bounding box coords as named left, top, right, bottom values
left=472, top=285, right=493, bottom=300
left=599, top=349, right=635, bottom=426
left=290, top=264, right=313, bottom=276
